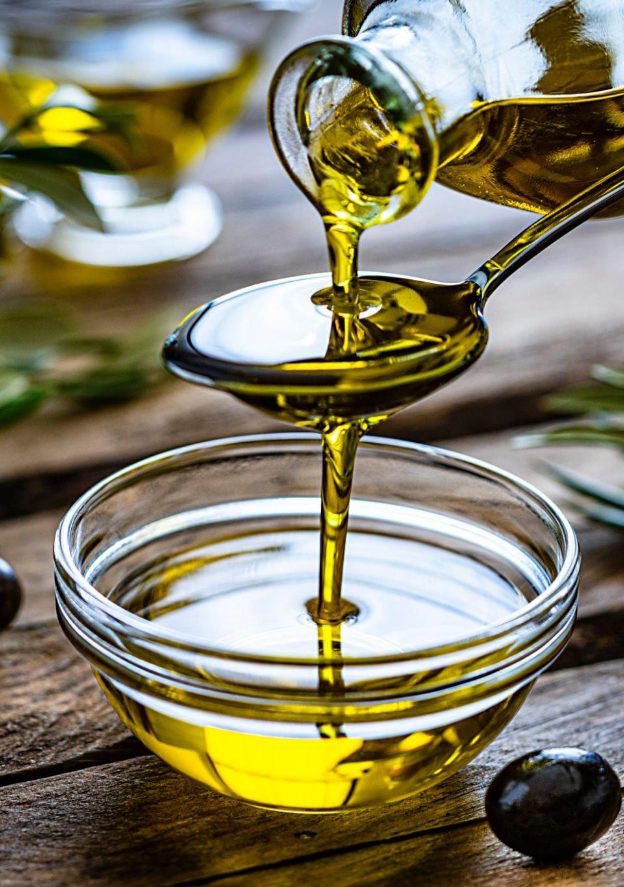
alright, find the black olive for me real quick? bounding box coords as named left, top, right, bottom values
left=486, top=748, right=621, bottom=860
left=0, top=557, right=22, bottom=629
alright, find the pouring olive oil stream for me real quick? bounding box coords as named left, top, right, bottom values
left=163, top=161, right=624, bottom=763
left=164, top=165, right=624, bottom=629
left=163, top=1, right=624, bottom=753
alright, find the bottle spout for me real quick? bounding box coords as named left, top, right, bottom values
left=268, top=36, right=439, bottom=231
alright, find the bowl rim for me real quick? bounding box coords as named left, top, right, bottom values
left=54, top=431, right=580, bottom=669
left=0, top=0, right=314, bottom=26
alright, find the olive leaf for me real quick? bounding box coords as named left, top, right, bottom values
left=1, top=146, right=117, bottom=172
left=0, top=301, right=171, bottom=427
left=0, top=158, right=103, bottom=230
left=85, top=104, right=138, bottom=148
left=592, top=365, right=624, bottom=388
left=564, top=499, right=624, bottom=530
left=0, top=371, right=50, bottom=427
left=544, top=463, right=624, bottom=510
left=0, top=98, right=136, bottom=232
left=0, top=102, right=135, bottom=152
left=545, top=387, right=624, bottom=416
left=521, top=364, right=624, bottom=529
left=0, top=300, right=75, bottom=370
left=58, top=363, right=159, bottom=405
left=519, top=423, right=624, bottom=450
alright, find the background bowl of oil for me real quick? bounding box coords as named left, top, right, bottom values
left=0, top=0, right=314, bottom=267
left=54, top=433, right=579, bottom=812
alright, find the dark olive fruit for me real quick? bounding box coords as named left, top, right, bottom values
left=486, top=748, right=622, bottom=861
left=0, top=557, right=22, bottom=629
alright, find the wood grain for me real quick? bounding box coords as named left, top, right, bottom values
left=208, top=815, right=624, bottom=887
left=0, top=660, right=622, bottom=886
left=0, top=624, right=135, bottom=780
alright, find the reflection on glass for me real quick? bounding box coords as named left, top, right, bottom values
left=0, top=0, right=312, bottom=267
left=271, top=0, right=624, bottom=231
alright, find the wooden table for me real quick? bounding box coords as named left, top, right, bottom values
left=1, top=7, right=624, bottom=885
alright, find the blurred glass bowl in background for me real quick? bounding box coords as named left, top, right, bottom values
left=0, top=0, right=314, bottom=267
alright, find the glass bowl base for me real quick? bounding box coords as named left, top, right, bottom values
left=98, top=669, right=530, bottom=813
left=13, top=182, right=222, bottom=267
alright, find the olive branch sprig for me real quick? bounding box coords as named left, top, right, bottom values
left=0, top=101, right=169, bottom=427
left=518, top=366, right=624, bottom=529
left=0, top=300, right=173, bottom=427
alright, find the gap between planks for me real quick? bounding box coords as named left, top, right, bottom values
left=176, top=802, right=624, bottom=887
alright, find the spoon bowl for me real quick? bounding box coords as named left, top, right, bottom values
left=163, top=273, right=484, bottom=428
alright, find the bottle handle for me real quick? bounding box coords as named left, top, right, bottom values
left=268, top=36, right=438, bottom=217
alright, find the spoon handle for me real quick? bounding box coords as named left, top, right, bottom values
left=469, top=166, right=624, bottom=301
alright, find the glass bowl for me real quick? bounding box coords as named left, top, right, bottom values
left=54, top=433, right=579, bottom=813
left=0, top=0, right=313, bottom=267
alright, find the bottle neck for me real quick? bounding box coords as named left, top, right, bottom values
left=269, top=34, right=439, bottom=224
left=353, top=2, right=482, bottom=138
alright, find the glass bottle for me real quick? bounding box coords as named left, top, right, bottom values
left=270, top=0, right=624, bottom=227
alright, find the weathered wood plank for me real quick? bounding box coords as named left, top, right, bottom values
left=0, top=624, right=134, bottom=780
left=207, top=814, right=624, bottom=887
left=0, top=660, right=623, bottom=886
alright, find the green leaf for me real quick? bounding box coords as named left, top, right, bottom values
left=592, top=365, right=624, bottom=389
left=59, top=336, right=123, bottom=358
left=0, top=372, right=49, bottom=426
left=545, top=463, right=624, bottom=510
left=87, top=104, right=137, bottom=132
left=0, top=158, right=103, bottom=230
left=0, top=146, right=117, bottom=172
left=544, top=386, right=624, bottom=415
left=48, top=103, right=139, bottom=150
left=526, top=364, right=624, bottom=531
left=570, top=500, right=624, bottom=530
left=0, top=306, right=169, bottom=430
left=58, top=365, right=156, bottom=405
left=518, top=424, right=624, bottom=450
left=0, top=301, right=75, bottom=369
